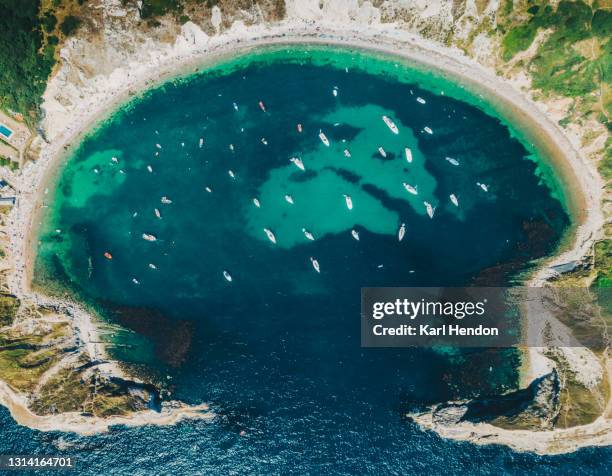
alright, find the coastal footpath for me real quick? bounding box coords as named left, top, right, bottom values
left=0, top=0, right=609, bottom=453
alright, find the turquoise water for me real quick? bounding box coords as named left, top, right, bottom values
left=13, top=46, right=609, bottom=474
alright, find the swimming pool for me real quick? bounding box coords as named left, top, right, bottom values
left=0, top=123, right=13, bottom=139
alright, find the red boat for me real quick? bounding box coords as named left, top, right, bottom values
left=104, top=252, right=113, bottom=260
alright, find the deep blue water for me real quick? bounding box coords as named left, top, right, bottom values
left=8, top=47, right=608, bottom=474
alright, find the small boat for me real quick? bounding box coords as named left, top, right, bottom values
left=119, top=169, right=125, bottom=174
left=351, top=229, right=360, bottom=241
left=264, top=228, right=276, bottom=244
left=154, top=208, right=161, bottom=219
left=302, top=228, right=315, bottom=241
left=228, top=170, right=235, bottom=179
left=398, top=223, right=406, bottom=241
left=332, top=86, right=338, bottom=97
left=284, top=194, right=294, bottom=205
left=104, top=252, right=113, bottom=260
left=445, top=157, right=460, bottom=166
left=233, top=102, right=239, bottom=111
left=405, top=148, right=413, bottom=163
left=149, top=263, right=157, bottom=270
left=259, top=100, right=266, bottom=112
left=199, top=138, right=204, bottom=148
left=142, top=233, right=157, bottom=242
left=450, top=194, right=459, bottom=207
left=229, top=144, right=234, bottom=151
left=424, top=201, right=435, bottom=219
left=93, top=168, right=99, bottom=174
left=343, top=194, right=353, bottom=210
left=111, top=156, right=118, bottom=163
left=477, top=182, right=489, bottom=192
left=132, top=212, right=138, bottom=217
left=223, top=270, right=232, bottom=282
left=161, top=196, right=172, bottom=204
left=261, top=138, right=268, bottom=145
left=416, top=97, right=426, bottom=104
left=424, top=127, right=433, bottom=135
left=297, top=123, right=303, bottom=133
left=310, top=257, right=321, bottom=273
left=155, top=143, right=162, bottom=149
left=147, top=165, right=153, bottom=173
left=378, top=147, right=387, bottom=158
left=343, top=149, right=351, bottom=158
left=319, top=130, right=330, bottom=147
left=402, top=182, right=418, bottom=195
left=205, top=186, right=212, bottom=193
left=382, top=115, right=399, bottom=134
left=290, top=157, right=305, bottom=171
left=132, top=278, right=140, bottom=285
left=253, top=198, right=261, bottom=208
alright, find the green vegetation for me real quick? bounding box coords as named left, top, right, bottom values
left=0, top=156, right=19, bottom=170
left=60, top=14, right=81, bottom=36
left=0, top=0, right=55, bottom=121
left=140, top=0, right=182, bottom=18
left=0, top=294, right=19, bottom=326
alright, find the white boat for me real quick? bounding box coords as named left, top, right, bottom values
left=382, top=115, right=399, bottom=134
left=264, top=228, right=277, bottom=244
left=284, top=194, right=294, bottom=205
left=205, top=186, right=212, bottom=193
left=261, top=138, right=268, bottom=145
left=228, top=170, right=236, bottom=179
left=149, top=263, right=157, bottom=270
left=154, top=208, right=161, bottom=219
left=233, top=102, right=239, bottom=111
left=259, top=100, right=266, bottom=112
left=161, top=196, right=172, bottom=204
left=343, top=194, right=353, bottom=210
left=142, top=233, right=157, bottom=242
left=416, top=97, right=426, bottom=104
left=290, top=157, right=305, bottom=171
left=111, top=156, right=118, bottom=163
left=402, top=182, right=418, bottom=195
left=132, top=278, right=140, bottom=285
left=424, top=127, right=433, bottom=135
left=310, top=257, right=321, bottom=273
left=477, top=182, right=489, bottom=192
left=147, top=165, right=153, bottom=173
left=378, top=147, right=387, bottom=158
left=297, top=123, right=303, bottom=133
left=398, top=223, right=406, bottom=241
left=450, top=194, right=459, bottom=207
left=302, top=228, right=315, bottom=241
left=223, top=270, right=233, bottom=282
left=405, top=148, right=413, bottom=163
left=253, top=198, right=261, bottom=208
left=199, top=138, right=204, bottom=148
left=155, top=143, right=162, bottom=149
left=332, top=87, right=338, bottom=97
left=424, top=201, right=435, bottom=219
left=351, top=229, right=360, bottom=241
left=343, top=149, right=351, bottom=158
left=319, top=130, right=330, bottom=147
left=445, top=157, right=460, bottom=166
left=229, top=144, right=234, bottom=151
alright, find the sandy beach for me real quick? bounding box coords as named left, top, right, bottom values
left=0, top=9, right=607, bottom=446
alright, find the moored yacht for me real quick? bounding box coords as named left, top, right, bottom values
left=445, top=157, right=460, bottom=166
left=398, top=223, right=406, bottom=241
left=290, top=157, right=305, bottom=171
left=477, top=182, right=489, bottom=192
left=302, top=228, right=315, bottom=241
left=344, top=149, right=351, bottom=158
left=142, top=233, right=157, bottom=242
left=284, top=194, right=294, bottom=205
left=253, top=198, right=261, bottom=208
left=424, top=126, right=433, bottom=135
left=424, top=201, right=435, bottom=218
left=161, top=196, right=172, bottom=204
left=319, top=130, right=330, bottom=147
left=402, top=182, right=418, bottom=195
left=450, top=194, right=459, bottom=206
left=259, top=100, right=266, bottom=112
left=310, top=257, right=321, bottom=273
left=378, top=147, right=387, bottom=158
left=223, top=270, right=233, bottom=282
left=416, top=97, right=426, bottom=104
left=264, top=228, right=277, bottom=244
left=343, top=194, right=353, bottom=210
left=404, top=148, right=413, bottom=163
left=382, top=115, right=399, bottom=134
left=351, top=229, right=360, bottom=241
